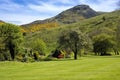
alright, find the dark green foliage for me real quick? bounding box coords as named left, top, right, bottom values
left=93, top=34, right=114, bottom=55
left=51, top=49, right=64, bottom=58
left=33, top=52, right=39, bottom=61
left=0, top=53, right=5, bottom=61
left=30, top=38, right=47, bottom=55
left=58, top=30, right=90, bottom=59
left=52, top=49, right=61, bottom=58
left=114, top=24, right=120, bottom=55
left=0, top=50, right=11, bottom=61
left=93, top=39, right=112, bottom=55
left=116, top=25, right=120, bottom=48
left=0, top=23, right=23, bottom=60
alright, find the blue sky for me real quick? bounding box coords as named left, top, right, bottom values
left=0, top=0, right=119, bottom=25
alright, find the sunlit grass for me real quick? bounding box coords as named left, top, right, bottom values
left=0, top=56, right=120, bottom=80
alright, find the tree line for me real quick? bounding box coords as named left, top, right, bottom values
left=0, top=23, right=120, bottom=61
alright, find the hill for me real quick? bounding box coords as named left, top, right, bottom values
left=24, top=10, right=120, bottom=53
left=21, top=5, right=100, bottom=32
left=54, top=5, right=98, bottom=24
left=0, top=20, right=5, bottom=24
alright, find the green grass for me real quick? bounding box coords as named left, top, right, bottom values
left=0, top=56, right=120, bottom=80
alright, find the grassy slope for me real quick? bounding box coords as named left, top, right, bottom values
left=25, top=10, right=120, bottom=53
left=0, top=56, right=120, bottom=80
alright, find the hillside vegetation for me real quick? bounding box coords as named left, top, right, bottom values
left=21, top=22, right=58, bottom=32
left=24, top=10, right=120, bottom=53
left=0, top=20, right=4, bottom=24
left=0, top=5, right=120, bottom=61
left=21, top=5, right=99, bottom=32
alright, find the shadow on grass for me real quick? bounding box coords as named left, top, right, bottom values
left=83, top=55, right=120, bottom=58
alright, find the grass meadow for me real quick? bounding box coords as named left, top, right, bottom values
left=0, top=56, right=120, bottom=80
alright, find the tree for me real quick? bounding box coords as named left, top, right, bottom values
left=31, top=38, right=46, bottom=55
left=93, top=34, right=114, bottom=55
left=115, top=24, right=120, bottom=55
left=58, top=30, right=90, bottom=60
left=0, top=23, right=23, bottom=60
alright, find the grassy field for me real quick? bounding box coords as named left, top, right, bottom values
left=0, top=56, right=120, bottom=80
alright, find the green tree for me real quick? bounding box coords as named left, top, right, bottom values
left=58, top=30, right=90, bottom=60
left=115, top=25, right=120, bottom=55
left=31, top=38, right=46, bottom=55
left=93, top=34, right=114, bottom=55
left=0, top=23, right=23, bottom=60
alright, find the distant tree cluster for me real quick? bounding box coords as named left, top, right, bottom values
left=93, top=34, right=114, bottom=55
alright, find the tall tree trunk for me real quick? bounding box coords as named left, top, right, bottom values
left=74, top=52, right=77, bottom=60
left=8, top=41, right=15, bottom=60
left=74, top=42, right=78, bottom=60
left=10, top=48, right=15, bottom=60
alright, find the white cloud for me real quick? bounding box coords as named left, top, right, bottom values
left=28, top=2, right=72, bottom=14
left=0, top=0, right=119, bottom=25
left=79, top=0, right=119, bottom=12
left=53, top=0, right=76, bottom=4
left=0, top=13, right=51, bottom=25
left=37, top=0, right=76, bottom=5
left=0, top=0, right=24, bottom=12
left=0, top=0, right=73, bottom=25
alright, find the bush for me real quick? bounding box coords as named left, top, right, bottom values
left=26, top=57, right=35, bottom=62
left=44, top=57, right=58, bottom=61
left=52, top=49, right=61, bottom=58
left=0, top=53, right=5, bottom=61
left=33, top=52, right=39, bottom=61
left=31, top=39, right=47, bottom=55
left=15, top=53, right=24, bottom=62
left=100, top=53, right=112, bottom=56
left=0, top=51, right=11, bottom=61
left=44, top=57, right=53, bottom=61
left=4, top=52, right=11, bottom=61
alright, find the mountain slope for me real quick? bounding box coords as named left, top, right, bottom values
left=54, top=5, right=98, bottom=24
left=21, top=5, right=100, bottom=32
left=24, top=10, right=120, bottom=53
left=0, top=20, right=5, bottom=24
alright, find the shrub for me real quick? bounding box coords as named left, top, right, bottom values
left=0, top=51, right=11, bottom=61
left=15, top=53, right=24, bottom=62
left=44, top=57, right=58, bottom=61
left=100, top=53, right=112, bottom=56
left=26, top=57, right=35, bottom=62
left=0, top=53, right=5, bottom=61
left=31, top=39, right=47, bottom=55
left=52, top=49, right=61, bottom=58
left=33, top=52, right=39, bottom=61
left=4, top=52, right=11, bottom=61
left=44, top=57, right=53, bottom=61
